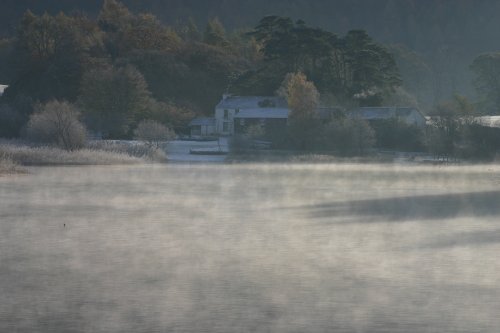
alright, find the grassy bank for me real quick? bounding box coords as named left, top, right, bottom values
left=226, top=149, right=396, bottom=164
left=226, top=148, right=493, bottom=165
left=0, top=153, right=25, bottom=175
left=0, top=140, right=168, bottom=167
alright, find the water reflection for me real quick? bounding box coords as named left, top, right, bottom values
left=293, top=190, right=500, bottom=221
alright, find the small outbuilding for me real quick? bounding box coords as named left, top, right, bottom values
left=188, top=117, right=216, bottom=137
left=476, top=116, right=500, bottom=128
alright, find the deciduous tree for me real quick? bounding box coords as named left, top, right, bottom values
left=427, top=95, right=476, bottom=159
left=26, top=100, right=86, bottom=150
left=6, top=11, right=102, bottom=102
left=471, top=53, right=500, bottom=114
left=204, top=18, right=229, bottom=48
left=278, top=72, right=321, bottom=149
left=134, top=119, right=175, bottom=148
left=278, top=72, right=319, bottom=120
left=78, top=64, right=151, bottom=138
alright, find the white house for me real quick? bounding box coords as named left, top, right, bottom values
left=212, top=95, right=426, bottom=137
left=0, top=84, right=8, bottom=97
left=214, top=95, right=288, bottom=135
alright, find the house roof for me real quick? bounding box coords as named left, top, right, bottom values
left=189, top=117, right=216, bottom=126
left=350, top=107, right=422, bottom=120
left=233, top=108, right=289, bottom=119
left=216, top=96, right=288, bottom=109
left=232, top=106, right=342, bottom=119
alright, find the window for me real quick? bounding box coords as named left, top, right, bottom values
left=223, top=122, right=229, bottom=132
left=240, top=119, right=245, bottom=126
left=224, top=109, right=229, bottom=119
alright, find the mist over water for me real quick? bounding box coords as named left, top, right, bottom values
left=1, top=163, right=500, bottom=332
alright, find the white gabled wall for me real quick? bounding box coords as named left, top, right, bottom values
left=215, top=108, right=236, bottom=135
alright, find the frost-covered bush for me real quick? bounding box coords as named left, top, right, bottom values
left=134, top=120, right=175, bottom=148
left=26, top=100, right=86, bottom=151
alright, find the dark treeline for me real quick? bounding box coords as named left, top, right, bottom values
left=0, top=0, right=403, bottom=140
left=2, top=0, right=500, bottom=53
left=0, top=1, right=243, bottom=139
left=2, top=0, right=500, bottom=108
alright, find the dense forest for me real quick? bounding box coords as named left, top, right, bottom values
left=2, top=0, right=500, bottom=107
left=0, top=0, right=403, bottom=139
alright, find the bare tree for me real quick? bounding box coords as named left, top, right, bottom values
left=27, top=100, right=86, bottom=150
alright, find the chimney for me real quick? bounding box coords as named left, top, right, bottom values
left=222, top=93, right=231, bottom=100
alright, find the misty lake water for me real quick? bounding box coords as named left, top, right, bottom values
left=1, top=163, right=500, bottom=332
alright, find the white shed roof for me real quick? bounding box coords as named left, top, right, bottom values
left=476, top=116, right=500, bottom=128
left=350, top=107, right=423, bottom=120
